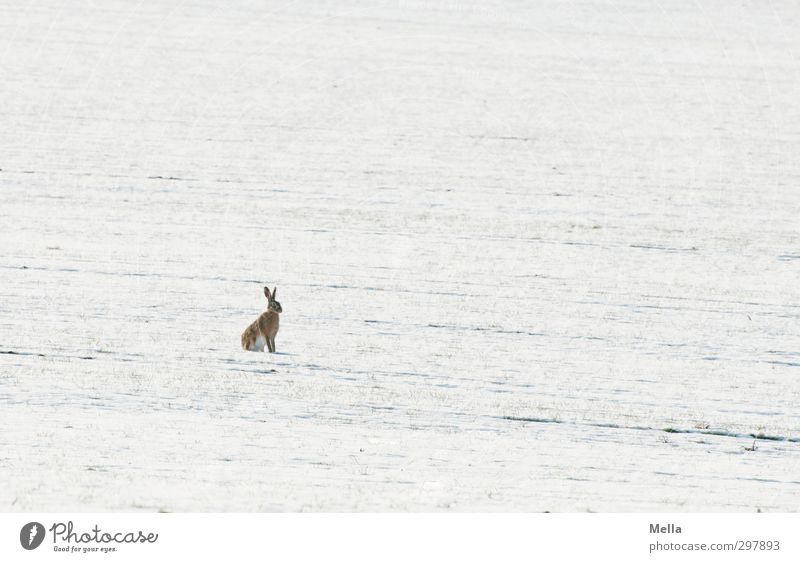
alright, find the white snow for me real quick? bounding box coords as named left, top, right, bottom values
left=1, top=0, right=799, bottom=511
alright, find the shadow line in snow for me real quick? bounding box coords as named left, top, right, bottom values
left=499, top=416, right=800, bottom=443
left=0, top=350, right=45, bottom=357
left=0, top=349, right=97, bottom=361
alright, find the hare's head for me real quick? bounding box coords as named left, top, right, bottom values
left=264, top=286, right=282, bottom=313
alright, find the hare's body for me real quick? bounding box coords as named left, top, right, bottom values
left=242, top=286, right=282, bottom=352
left=241, top=310, right=280, bottom=352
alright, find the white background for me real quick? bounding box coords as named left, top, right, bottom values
left=1, top=0, right=799, bottom=511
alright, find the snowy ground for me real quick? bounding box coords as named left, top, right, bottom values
left=1, top=0, right=799, bottom=511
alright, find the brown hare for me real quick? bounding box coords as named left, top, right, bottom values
left=241, top=286, right=282, bottom=352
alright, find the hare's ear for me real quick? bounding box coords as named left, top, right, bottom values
left=264, top=286, right=272, bottom=300
left=272, top=287, right=277, bottom=299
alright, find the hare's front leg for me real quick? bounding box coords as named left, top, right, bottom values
left=269, top=337, right=276, bottom=353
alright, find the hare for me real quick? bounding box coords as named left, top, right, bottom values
left=241, top=286, right=282, bottom=352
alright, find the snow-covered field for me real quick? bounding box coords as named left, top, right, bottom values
left=1, top=0, right=799, bottom=511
